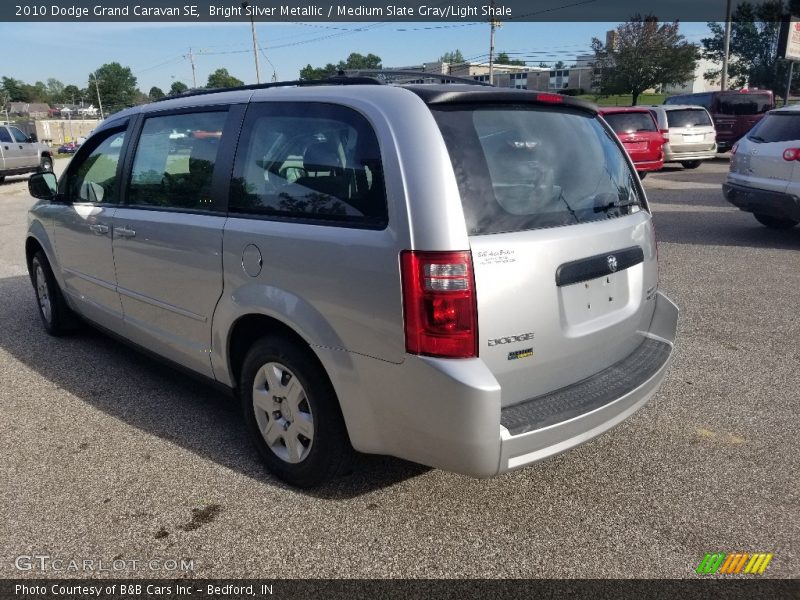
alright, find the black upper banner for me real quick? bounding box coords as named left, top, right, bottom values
left=0, top=0, right=793, bottom=22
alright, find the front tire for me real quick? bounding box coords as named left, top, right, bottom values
left=30, top=251, right=77, bottom=336
left=39, top=156, right=54, bottom=173
left=753, top=213, right=799, bottom=229
left=241, top=335, right=352, bottom=487
left=681, top=160, right=701, bottom=169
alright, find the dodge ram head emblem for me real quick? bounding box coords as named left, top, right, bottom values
left=607, top=255, right=618, bottom=273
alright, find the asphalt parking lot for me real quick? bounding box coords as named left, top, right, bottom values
left=0, top=157, right=797, bottom=579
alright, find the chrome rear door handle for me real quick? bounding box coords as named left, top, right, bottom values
left=114, top=226, right=136, bottom=238
left=88, top=223, right=109, bottom=235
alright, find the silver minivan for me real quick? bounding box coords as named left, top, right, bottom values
left=26, top=79, right=678, bottom=487
left=645, top=105, right=718, bottom=168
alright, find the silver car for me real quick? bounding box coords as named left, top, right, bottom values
left=723, top=105, right=800, bottom=229
left=645, top=105, right=718, bottom=168
left=25, top=79, right=678, bottom=487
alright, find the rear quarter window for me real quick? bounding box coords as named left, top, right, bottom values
left=432, top=104, right=643, bottom=235
left=718, top=94, right=773, bottom=115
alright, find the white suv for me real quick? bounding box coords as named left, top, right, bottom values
left=723, top=105, right=800, bottom=229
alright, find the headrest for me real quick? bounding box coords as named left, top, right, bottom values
left=303, top=142, right=340, bottom=172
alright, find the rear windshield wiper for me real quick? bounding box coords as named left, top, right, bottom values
left=593, top=192, right=637, bottom=213
left=748, top=135, right=766, bottom=143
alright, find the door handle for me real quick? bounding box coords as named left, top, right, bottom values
left=89, top=223, right=109, bottom=235
left=114, top=226, right=136, bottom=238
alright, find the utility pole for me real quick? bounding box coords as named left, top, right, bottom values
left=184, top=47, right=199, bottom=88
left=786, top=61, right=795, bottom=106
left=91, top=72, right=104, bottom=120
left=721, top=0, right=732, bottom=91
left=241, top=1, right=261, bottom=83
left=488, top=0, right=501, bottom=85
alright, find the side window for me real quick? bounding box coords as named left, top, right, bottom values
left=229, top=103, right=387, bottom=227
left=67, top=130, right=126, bottom=204
left=0, top=128, right=11, bottom=143
left=10, top=127, right=29, bottom=143
left=127, top=111, right=227, bottom=211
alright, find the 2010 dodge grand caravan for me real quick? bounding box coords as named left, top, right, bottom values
left=26, top=77, right=678, bottom=487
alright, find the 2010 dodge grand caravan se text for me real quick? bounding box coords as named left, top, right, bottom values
left=26, top=77, right=678, bottom=487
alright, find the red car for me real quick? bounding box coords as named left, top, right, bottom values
left=599, top=107, right=665, bottom=176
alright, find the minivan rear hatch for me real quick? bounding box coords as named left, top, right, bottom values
left=429, top=96, right=660, bottom=407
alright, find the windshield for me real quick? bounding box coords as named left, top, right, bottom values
left=718, top=94, right=772, bottom=116
left=603, top=112, right=657, bottom=133
left=432, top=105, right=643, bottom=235
left=667, top=109, right=712, bottom=128
left=748, top=113, right=800, bottom=143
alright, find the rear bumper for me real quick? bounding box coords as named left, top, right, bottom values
left=498, top=291, right=678, bottom=473
left=722, top=182, right=800, bottom=221
left=663, top=144, right=718, bottom=162
left=633, top=158, right=664, bottom=172
left=332, top=292, right=678, bottom=477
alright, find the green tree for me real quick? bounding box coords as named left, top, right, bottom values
left=554, top=60, right=566, bottom=69
left=300, top=52, right=382, bottom=80
left=592, top=15, right=699, bottom=105
left=148, top=86, right=166, bottom=101
left=1, top=77, right=30, bottom=101
left=701, top=0, right=800, bottom=97
left=207, top=68, right=244, bottom=89
left=62, top=84, right=81, bottom=105
left=439, top=49, right=465, bottom=64
left=495, top=52, right=526, bottom=66
left=91, top=63, right=138, bottom=113
left=26, top=81, right=48, bottom=103
left=45, top=78, right=65, bottom=103
left=169, top=81, right=189, bottom=95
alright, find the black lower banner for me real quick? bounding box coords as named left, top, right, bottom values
left=0, top=579, right=798, bottom=600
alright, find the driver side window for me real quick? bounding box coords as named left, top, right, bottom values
left=68, top=130, right=126, bottom=204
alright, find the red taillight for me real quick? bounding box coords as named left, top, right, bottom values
left=535, top=93, right=564, bottom=104
left=400, top=250, right=477, bottom=359
left=783, top=147, right=800, bottom=161
left=731, top=142, right=739, bottom=155
left=660, top=129, right=670, bottom=142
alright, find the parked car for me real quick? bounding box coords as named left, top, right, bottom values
left=58, top=141, right=80, bottom=154
left=723, top=105, right=800, bottom=229
left=665, top=89, right=775, bottom=152
left=0, top=123, right=54, bottom=184
left=644, top=105, right=717, bottom=168
left=25, top=78, right=678, bottom=487
left=598, top=107, right=665, bottom=177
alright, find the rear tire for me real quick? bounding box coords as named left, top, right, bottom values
left=753, top=213, right=799, bottom=229
left=241, top=334, right=352, bottom=488
left=30, top=251, right=78, bottom=336
left=39, top=156, right=54, bottom=173
left=681, top=160, right=701, bottom=169
left=0, top=176, right=5, bottom=184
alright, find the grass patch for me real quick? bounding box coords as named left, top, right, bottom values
left=577, top=93, right=668, bottom=106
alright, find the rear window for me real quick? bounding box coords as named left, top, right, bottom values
left=747, top=113, right=800, bottom=143
left=432, top=105, right=643, bottom=235
left=718, top=94, right=772, bottom=115
left=666, top=109, right=712, bottom=128
left=603, top=112, right=657, bottom=133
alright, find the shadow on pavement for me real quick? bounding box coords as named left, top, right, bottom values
left=0, top=275, right=428, bottom=500
left=652, top=209, right=800, bottom=250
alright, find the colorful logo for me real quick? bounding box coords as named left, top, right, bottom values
left=696, top=552, right=774, bottom=575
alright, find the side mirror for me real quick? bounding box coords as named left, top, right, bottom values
left=29, top=172, right=59, bottom=200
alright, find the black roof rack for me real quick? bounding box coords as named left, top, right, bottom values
left=153, top=69, right=494, bottom=103
left=344, top=69, right=494, bottom=87
left=152, top=74, right=385, bottom=103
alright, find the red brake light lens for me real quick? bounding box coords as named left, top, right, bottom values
left=731, top=142, right=739, bottom=155
left=400, top=250, right=477, bottom=359
left=783, top=148, right=800, bottom=161
left=660, top=128, right=670, bottom=142
left=535, top=93, right=564, bottom=104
